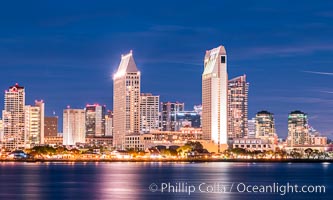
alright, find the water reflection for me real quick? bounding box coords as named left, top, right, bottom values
left=0, top=162, right=331, bottom=199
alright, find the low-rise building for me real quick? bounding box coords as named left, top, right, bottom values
left=232, top=138, right=275, bottom=152
left=124, top=134, right=153, bottom=151
left=85, top=136, right=113, bottom=147
left=151, top=128, right=202, bottom=141
left=123, top=128, right=203, bottom=151
left=309, top=135, right=327, bottom=146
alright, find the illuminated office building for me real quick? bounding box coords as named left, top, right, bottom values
left=202, top=45, right=228, bottom=148
left=44, top=116, right=58, bottom=137
left=160, top=102, right=184, bottom=131
left=227, top=75, right=249, bottom=139
left=85, top=104, right=106, bottom=137
left=140, top=93, right=159, bottom=133
left=287, top=110, right=309, bottom=146
left=113, top=51, right=141, bottom=149
left=25, top=100, right=45, bottom=147
left=63, top=108, right=86, bottom=145
left=0, top=119, right=3, bottom=143
left=105, top=110, right=113, bottom=137
left=2, top=83, right=26, bottom=150
left=255, top=111, right=276, bottom=144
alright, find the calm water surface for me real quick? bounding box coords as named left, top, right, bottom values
left=0, top=162, right=331, bottom=199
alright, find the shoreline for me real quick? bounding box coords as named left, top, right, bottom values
left=1, top=158, right=332, bottom=163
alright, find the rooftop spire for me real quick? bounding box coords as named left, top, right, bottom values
left=114, top=50, right=139, bottom=79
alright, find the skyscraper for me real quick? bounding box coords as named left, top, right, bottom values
left=113, top=51, right=141, bottom=149
left=24, top=100, right=45, bottom=147
left=160, top=102, right=185, bottom=131
left=35, top=100, right=45, bottom=144
left=85, top=104, right=106, bottom=137
left=2, top=83, right=25, bottom=150
left=105, top=110, right=113, bottom=137
left=140, top=93, right=159, bottom=133
left=227, top=75, right=249, bottom=139
left=44, top=116, right=58, bottom=137
left=255, top=111, right=276, bottom=141
left=287, top=110, right=309, bottom=147
left=63, top=108, right=86, bottom=145
left=202, top=45, right=228, bottom=149
left=0, top=119, right=3, bottom=143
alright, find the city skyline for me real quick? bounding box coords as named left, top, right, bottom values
left=0, top=1, right=333, bottom=138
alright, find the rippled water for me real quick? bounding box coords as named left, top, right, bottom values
left=0, top=162, right=331, bottom=199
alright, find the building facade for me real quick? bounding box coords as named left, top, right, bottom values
left=287, top=110, right=309, bottom=147
left=44, top=116, right=58, bottom=137
left=309, top=135, right=327, bottom=146
left=85, top=104, right=106, bottom=137
left=113, top=51, right=141, bottom=149
left=63, top=108, right=86, bottom=145
left=2, top=83, right=26, bottom=150
left=85, top=136, right=113, bottom=147
left=227, top=75, right=249, bottom=139
left=24, top=100, right=44, bottom=147
left=105, top=110, right=113, bottom=137
left=255, top=111, right=276, bottom=140
left=124, top=134, right=153, bottom=151
left=140, top=93, right=159, bottom=133
left=202, top=45, right=228, bottom=148
left=35, top=100, right=45, bottom=144
left=124, top=128, right=203, bottom=151
left=232, top=138, right=275, bottom=152
left=44, top=136, right=63, bottom=146
left=0, top=119, right=3, bottom=143
left=160, top=102, right=185, bottom=131
left=248, top=118, right=256, bottom=138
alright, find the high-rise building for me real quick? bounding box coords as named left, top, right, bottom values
left=227, top=75, right=249, bottom=139
left=248, top=118, right=256, bottom=138
left=105, top=110, right=113, bottom=137
left=255, top=111, right=276, bottom=141
left=202, top=45, right=228, bottom=148
left=24, top=100, right=44, bottom=147
left=2, top=83, right=25, bottom=150
left=160, top=102, right=185, bottom=131
left=0, top=119, right=3, bottom=143
left=63, top=108, right=85, bottom=145
left=44, top=116, right=58, bottom=137
left=35, top=100, right=45, bottom=144
left=287, top=110, right=309, bottom=147
left=140, top=93, right=159, bottom=133
left=85, top=104, right=106, bottom=137
left=113, top=51, right=141, bottom=149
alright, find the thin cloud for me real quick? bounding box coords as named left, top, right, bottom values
left=321, top=91, right=333, bottom=94
left=235, top=43, right=333, bottom=60
left=302, top=70, right=333, bottom=76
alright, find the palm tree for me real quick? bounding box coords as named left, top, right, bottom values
left=304, top=148, right=313, bottom=159
left=176, top=145, right=192, bottom=157
left=312, top=149, right=320, bottom=159
left=289, top=148, right=301, bottom=159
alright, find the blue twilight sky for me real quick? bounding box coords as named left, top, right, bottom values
left=0, top=0, right=333, bottom=138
